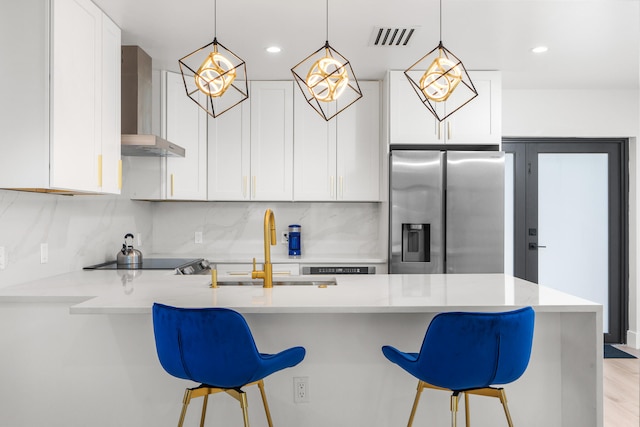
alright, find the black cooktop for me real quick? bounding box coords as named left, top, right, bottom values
left=83, top=258, right=202, bottom=271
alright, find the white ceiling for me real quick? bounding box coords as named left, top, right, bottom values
left=93, top=0, right=640, bottom=90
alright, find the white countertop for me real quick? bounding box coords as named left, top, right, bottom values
left=0, top=270, right=601, bottom=315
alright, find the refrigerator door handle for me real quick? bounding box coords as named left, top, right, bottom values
left=528, top=243, right=547, bottom=250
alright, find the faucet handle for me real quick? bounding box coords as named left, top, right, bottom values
left=251, top=257, right=260, bottom=280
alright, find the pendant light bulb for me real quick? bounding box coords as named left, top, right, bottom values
left=194, top=47, right=237, bottom=97
left=419, top=50, right=462, bottom=102
left=305, top=49, right=349, bottom=102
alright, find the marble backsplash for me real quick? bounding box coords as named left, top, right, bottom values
left=0, top=189, right=153, bottom=288
left=151, top=201, right=386, bottom=261
left=0, top=189, right=385, bottom=287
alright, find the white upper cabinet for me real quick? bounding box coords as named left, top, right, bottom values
left=294, top=81, right=381, bottom=201
left=165, top=71, right=207, bottom=200
left=336, top=81, right=381, bottom=201
left=293, top=86, right=337, bottom=201
left=132, top=80, right=293, bottom=202
left=207, top=95, right=251, bottom=200
left=250, top=81, right=294, bottom=201
left=388, top=70, right=501, bottom=145
left=208, top=81, right=293, bottom=201
left=99, top=13, right=123, bottom=194
left=0, top=0, right=121, bottom=194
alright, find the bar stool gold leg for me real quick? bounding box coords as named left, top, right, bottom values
left=450, top=392, right=460, bottom=427
left=225, top=388, right=251, bottom=427
left=239, top=391, right=250, bottom=427
left=498, top=388, right=514, bottom=427
left=178, top=388, right=193, bottom=427
left=257, top=380, right=274, bottom=427
left=464, top=392, right=470, bottom=427
left=407, top=380, right=426, bottom=427
left=199, top=394, right=208, bottom=427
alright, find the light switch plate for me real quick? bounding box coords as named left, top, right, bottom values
left=0, top=246, right=5, bottom=270
left=40, top=243, right=48, bottom=264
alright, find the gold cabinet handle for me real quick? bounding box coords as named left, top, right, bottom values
left=243, top=176, right=248, bottom=198
left=170, top=174, right=175, bottom=197
left=273, top=271, right=292, bottom=276
left=437, top=121, right=442, bottom=140
left=97, top=155, right=103, bottom=187
left=330, top=176, right=335, bottom=198
left=252, top=176, right=256, bottom=199
left=118, top=159, right=122, bottom=190
left=447, top=121, right=452, bottom=140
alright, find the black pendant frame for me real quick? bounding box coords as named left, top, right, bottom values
left=291, top=41, right=363, bottom=122
left=404, top=41, right=477, bottom=122
left=178, top=38, right=249, bottom=119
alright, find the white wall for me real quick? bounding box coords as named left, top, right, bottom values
left=503, top=88, right=640, bottom=348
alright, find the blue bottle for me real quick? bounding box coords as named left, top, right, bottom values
left=288, top=224, right=301, bottom=258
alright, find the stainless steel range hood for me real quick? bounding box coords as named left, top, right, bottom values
left=121, top=46, right=185, bottom=157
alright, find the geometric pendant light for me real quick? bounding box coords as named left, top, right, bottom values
left=291, top=0, right=362, bottom=121
left=404, top=0, right=477, bottom=122
left=178, top=0, right=248, bottom=118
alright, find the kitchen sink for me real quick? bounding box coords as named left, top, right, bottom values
left=213, top=278, right=337, bottom=287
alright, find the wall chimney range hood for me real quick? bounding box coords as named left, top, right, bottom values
left=121, top=46, right=185, bottom=157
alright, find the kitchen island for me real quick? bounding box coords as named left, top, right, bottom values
left=0, top=271, right=601, bottom=427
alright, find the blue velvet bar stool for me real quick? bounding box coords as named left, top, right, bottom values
left=382, top=307, right=535, bottom=427
left=152, top=303, right=306, bottom=427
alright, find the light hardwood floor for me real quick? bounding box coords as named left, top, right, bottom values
left=604, top=345, right=639, bottom=427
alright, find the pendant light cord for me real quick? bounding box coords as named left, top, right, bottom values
left=439, top=0, right=442, bottom=42
left=326, top=0, right=329, bottom=42
left=214, top=0, right=218, bottom=39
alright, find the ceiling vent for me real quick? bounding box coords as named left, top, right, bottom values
left=370, top=26, right=419, bottom=47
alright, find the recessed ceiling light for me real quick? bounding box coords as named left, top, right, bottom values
left=266, top=46, right=281, bottom=53
left=531, top=46, right=548, bottom=54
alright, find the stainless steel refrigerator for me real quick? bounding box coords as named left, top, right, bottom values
left=389, top=149, right=505, bottom=274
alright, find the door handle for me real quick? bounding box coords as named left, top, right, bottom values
left=528, top=243, right=547, bottom=250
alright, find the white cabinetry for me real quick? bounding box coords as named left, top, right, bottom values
left=99, top=14, right=123, bottom=194
left=128, top=71, right=208, bottom=200
left=250, top=81, right=294, bottom=201
left=336, top=81, right=380, bottom=201
left=294, top=81, right=380, bottom=201
left=208, top=81, right=293, bottom=201
left=207, top=98, right=250, bottom=200
left=0, top=0, right=121, bottom=194
left=132, top=80, right=292, bottom=201
left=388, top=70, right=501, bottom=145
left=165, top=71, right=207, bottom=200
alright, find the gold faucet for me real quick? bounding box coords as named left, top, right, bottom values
left=252, top=209, right=276, bottom=288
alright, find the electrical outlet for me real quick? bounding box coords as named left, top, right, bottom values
left=40, top=243, right=48, bottom=264
left=293, top=376, right=309, bottom=403
left=195, top=231, right=203, bottom=244
left=137, top=233, right=142, bottom=246
left=0, top=246, right=5, bottom=270
left=281, top=232, right=289, bottom=246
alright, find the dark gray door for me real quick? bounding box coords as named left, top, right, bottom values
left=503, top=138, right=628, bottom=344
